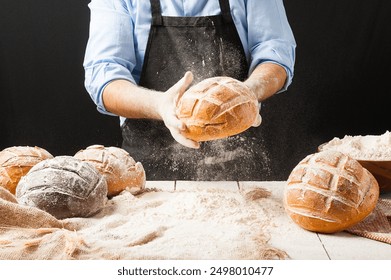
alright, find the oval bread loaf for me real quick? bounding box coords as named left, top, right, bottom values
left=0, top=146, right=53, bottom=194
left=283, top=150, right=379, bottom=233
left=176, top=76, right=259, bottom=142
left=16, top=156, right=108, bottom=219
left=74, top=145, right=146, bottom=196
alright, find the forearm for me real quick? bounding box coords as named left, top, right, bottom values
left=102, top=79, right=162, bottom=120
left=103, top=72, right=199, bottom=149
left=244, top=63, right=287, bottom=102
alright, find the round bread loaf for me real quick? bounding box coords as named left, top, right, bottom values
left=176, top=76, right=259, bottom=142
left=0, top=146, right=53, bottom=194
left=16, top=156, right=108, bottom=219
left=283, top=150, right=379, bottom=233
left=74, top=145, right=146, bottom=196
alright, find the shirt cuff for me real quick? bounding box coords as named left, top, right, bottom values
left=84, top=62, right=136, bottom=115
left=249, top=44, right=295, bottom=93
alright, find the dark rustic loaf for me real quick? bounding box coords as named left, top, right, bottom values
left=16, top=156, right=108, bottom=219
left=283, top=150, right=379, bottom=233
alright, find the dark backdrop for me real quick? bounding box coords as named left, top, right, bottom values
left=1, top=0, right=390, bottom=180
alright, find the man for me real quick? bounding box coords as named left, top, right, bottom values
left=83, top=0, right=296, bottom=180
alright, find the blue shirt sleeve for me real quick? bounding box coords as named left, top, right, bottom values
left=245, top=0, right=296, bottom=93
left=83, top=0, right=296, bottom=115
left=83, top=0, right=137, bottom=116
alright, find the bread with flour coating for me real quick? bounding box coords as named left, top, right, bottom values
left=176, top=76, right=259, bottom=142
left=283, top=150, right=379, bottom=233
left=16, top=156, right=108, bottom=219
left=0, top=146, right=53, bottom=194
left=74, top=145, right=146, bottom=196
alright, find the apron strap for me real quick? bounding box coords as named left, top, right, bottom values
left=150, top=0, right=163, bottom=25
left=218, top=0, right=234, bottom=23
left=150, top=0, right=233, bottom=25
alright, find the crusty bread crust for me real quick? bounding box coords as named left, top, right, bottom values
left=284, top=150, right=379, bottom=233
left=0, top=146, right=53, bottom=194
left=74, top=145, right=146, bottom=197
left=176, top=76, right=258, bottom=142
left=16, top=156, right=108, bottom=219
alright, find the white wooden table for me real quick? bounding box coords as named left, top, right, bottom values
left=145, top=180, right=391, bottom=260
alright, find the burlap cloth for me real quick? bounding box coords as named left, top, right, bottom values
left=0, top=186, right=83, bottom=260
left=345, top=198, right=391, bottom=244
left=1, top=185, right=389, bottom=260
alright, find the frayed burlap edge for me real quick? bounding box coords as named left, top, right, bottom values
left=345, top=198, right=391, bottom=245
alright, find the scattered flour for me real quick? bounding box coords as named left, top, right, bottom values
left=320, top=131, right=391, bottom=161
left=0, top=183, right=288, bottom=260
left=58, top=185, right=286, bottom=260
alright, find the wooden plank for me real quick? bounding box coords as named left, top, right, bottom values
left=320, top=187, right=391, bottom=259
left=239, top=181, right=391, bottom=260
left=145, top=181, right=390, bottom=260
left=318, top=232, right=391, bottom=260
left=239, top=181, right=330, bottom=259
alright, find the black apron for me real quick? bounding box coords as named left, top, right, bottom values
left=122, top=0, right=271, bottom=180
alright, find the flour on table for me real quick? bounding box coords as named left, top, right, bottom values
left=59, top=185, right=287, bottom=260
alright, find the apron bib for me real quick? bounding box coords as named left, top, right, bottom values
left=122, top=0, right=271, bottom=180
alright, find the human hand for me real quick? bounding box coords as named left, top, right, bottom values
left=158, top=71, right=200, bottom=149
left=252, top=102, right=262, bottom=127
left=242, top=82, right=262, bottom=128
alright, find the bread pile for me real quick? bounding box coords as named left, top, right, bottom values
left=74, top=144, right=146, bottom=196
left=0, top=144, right=146, bottom=219
left=283, top=150, right=379, bottom=233
left=0, top=146, right=53, bottom=194
left=176, top=76, right=259, bottom=142
left=16, top=156, right=108, bottom=219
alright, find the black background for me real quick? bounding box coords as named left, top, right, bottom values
left=1, top=0, right=390, bottom=180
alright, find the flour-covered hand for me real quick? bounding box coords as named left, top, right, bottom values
left=252, top=102, right=262, bottom=127
left=158, top=71, right=200, bottom=149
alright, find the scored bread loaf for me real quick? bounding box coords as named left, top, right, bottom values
left=283, top=150, right=379, bottom=233
left=0, top=146, right=53, bottom=194
left=74, top=145, right=146, bottom=197
left=16, top=156, right=108, bottom=219
left=176, top=76, right=259, bottom=142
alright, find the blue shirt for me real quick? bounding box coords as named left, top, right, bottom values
left=83, top=0, right=296, bottom=120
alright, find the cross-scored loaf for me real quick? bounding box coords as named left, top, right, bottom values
left=176, top=76, right=258, bottom=142
left=74, top=145, right=146, bottom=197
left=0, top=146, right=53, bottom=194
left=16, top=156, right=108, bottom=219
left=284, top=150, right=379, bottom=233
